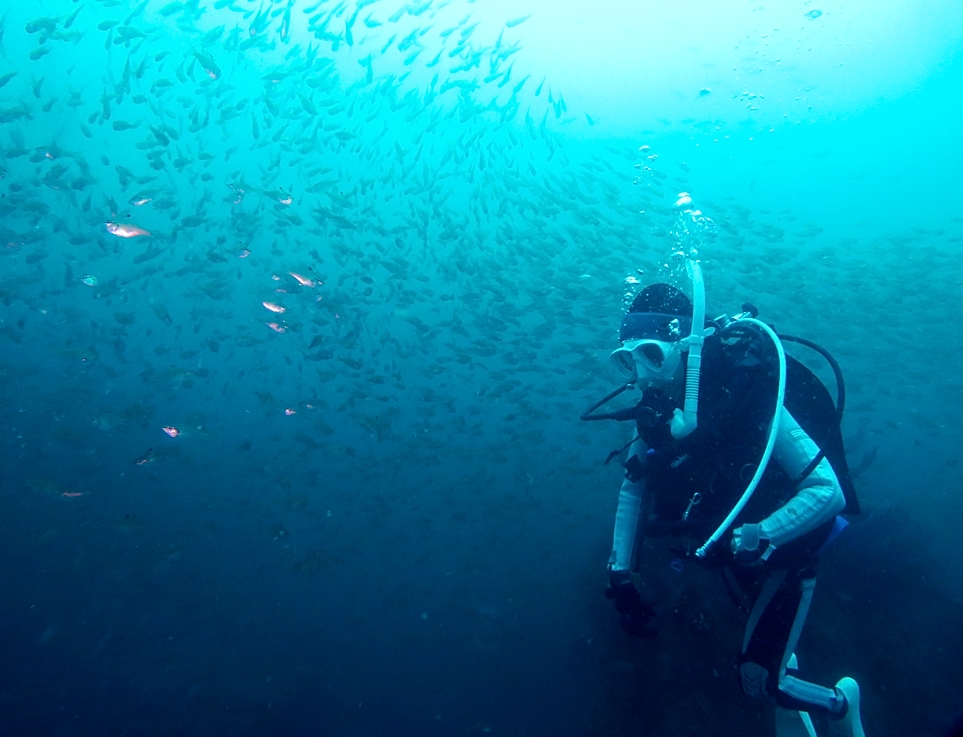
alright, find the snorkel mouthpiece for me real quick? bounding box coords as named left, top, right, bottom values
left=670, top=259, right=706, bottom=439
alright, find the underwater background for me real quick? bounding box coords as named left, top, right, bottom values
left=1, top=0, right=962, bottom=735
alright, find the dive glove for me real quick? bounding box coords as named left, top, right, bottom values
left=606, top=576, right=656, bottom=637
left=731, top=523, right=772, bottom=566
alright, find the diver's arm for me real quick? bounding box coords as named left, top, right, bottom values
left=608, top=439, right=648, bottom=578
left=759, top=407, right=845, bottom=546
left=606, top=439, right=657, bottom=636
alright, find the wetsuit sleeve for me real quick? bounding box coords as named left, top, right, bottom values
left=609, top=439, right=649, bottom=574
left=760, top=407, right=845, bottom=546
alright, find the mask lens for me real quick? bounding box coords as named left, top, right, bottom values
left=640, top=342, right=665, bottom=369
left=613, top=350, right=636, bottom=377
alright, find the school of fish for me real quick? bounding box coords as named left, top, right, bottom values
left=0, top=0, right=958, bottom=530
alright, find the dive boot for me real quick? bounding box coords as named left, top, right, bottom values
left=828, top=677, right=865, bottom=737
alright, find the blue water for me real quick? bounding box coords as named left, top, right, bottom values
left=1, top=2, right=962, bottom=735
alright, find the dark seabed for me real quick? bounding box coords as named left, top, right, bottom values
left=1, top=1, right=962, bottom=735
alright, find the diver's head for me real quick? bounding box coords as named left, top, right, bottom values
left=610, top=283, right=692, bottom=386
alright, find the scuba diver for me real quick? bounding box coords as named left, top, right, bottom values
left=582, top=258, right=866, bottom=737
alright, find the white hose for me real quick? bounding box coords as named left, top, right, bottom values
left=695, top=317, right=786, bottom=558
left=670, top=260, right=705, bottom=440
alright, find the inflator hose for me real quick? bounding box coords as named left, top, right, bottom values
left=695, top=318, right=786, bottom=558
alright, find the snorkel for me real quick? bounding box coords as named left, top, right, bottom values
left=669, top=259, right=705, bottom=440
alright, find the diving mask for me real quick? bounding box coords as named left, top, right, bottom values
left=610, top=339, right=683, bottom=382
left=610, top=310, right=689, bottom=382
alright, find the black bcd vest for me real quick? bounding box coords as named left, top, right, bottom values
left=632, top=325, right=858, bottom=566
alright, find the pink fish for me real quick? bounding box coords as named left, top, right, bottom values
left=62, top=492, right=84, bottom=498
left=262, top=301, right=285, bottom=314
left=162, top=426, right=180, bottom=438
left=106, top=222, right=151, bottom=238
left=290, top=272, right=316, bottom=288
left=239, top=249, right=251, bottom=258
left=284, top=408, right=296, bottom=416
left=266, top=322, right=285, bottom=333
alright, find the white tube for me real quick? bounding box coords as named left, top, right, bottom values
left=695, top=317, right=786, bottom=558
left=670, top=260, right=706, bottom=440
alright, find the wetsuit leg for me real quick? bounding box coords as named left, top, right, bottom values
left=735, top=566, right=847, bottom=717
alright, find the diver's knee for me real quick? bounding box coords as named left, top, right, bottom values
left=740, top=660, right=771, bottom=701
